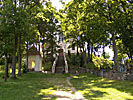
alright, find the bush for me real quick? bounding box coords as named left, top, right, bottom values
left=66, top=56, right=71, bottom=65
left=44, top=62, right=52, bottom=71
left=68, top=50, right=71, bottom=58
left=0, top=57, right=5, bottom=65
left=66, top=54, right=80, bottom=69
left=71, top=55, right=80, bottom=66
left=92, top=55, right=114, bottom=70
left=23, top=64, right=28, bottom=73
left=88, top=62, right=96, bottom=69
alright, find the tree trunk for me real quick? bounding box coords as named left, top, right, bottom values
left=108, top=3, right=119, bottom=71
left=83, top=51, right=88, bottom=72
left=38, top=43, right=40, bottom=52
left=82, top=43, right=85, bottom=52
left=11, top=36, right=17, bottom=78
left=11, top=0, right=17, bottom=79
left=90, top=43, right=93, bottom=62
left=81, top=40, right=87, bottom=68
left=103, top=43, right=105, bottom=58
left=129, top=51, right=133, bottom=60
left=112, top=33, right=119, bottom=71
left=77, top=45, right=79, bottom=56
left=42, top=50, right=45, bottom=71
left=80, top=46, right=81, bottom=51
left=26, top=41, right=29, bottom=73
left=42, top=42, right=45, bottom=71
left=18, top=34, right=21, bottom=76
left=131, top=56, right=133, bottom=61
left=87, top=40, right=90, bottom=63
left=42, top=44, right=45, bottom=63
left=51, top=35, right=54, bottom=64
left=4, top=53, right=8, bottom=82
left=51, top=41, right=54, bottom=64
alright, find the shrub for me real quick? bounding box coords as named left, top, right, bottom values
left=23, top=64, right=28, bottom=73
left=71, top=55, right=80, bottom=66
left=0, top=57, right=5, bottom=65
left=92, top=55, right=114, bottom=70
left=88, top=62, right=96, bottom=69
left=68, top=50, right=71, bottom=58
left=66, top=54, right=81, bottom=69
left=44, top=62, right=52, bottom=71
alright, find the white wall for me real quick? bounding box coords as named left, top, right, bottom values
left=28, top=55, right=42, bottom=71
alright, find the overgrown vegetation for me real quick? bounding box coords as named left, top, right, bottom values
left=59, top=0, right=133, bottom=71
left=43, top=62, right=52, bottom=71
left=66, top=53, right=114, bottom=70
left=92, top=55, right=114, bottom=70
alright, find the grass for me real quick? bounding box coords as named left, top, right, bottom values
left=71, top=73, right=133, bottom=100
left=0, top=72, right=71, bottom=100
left=0, top=72, right=133, bottom=100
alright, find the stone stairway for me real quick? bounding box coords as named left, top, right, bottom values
left=55, top=55, right=65, bottom=73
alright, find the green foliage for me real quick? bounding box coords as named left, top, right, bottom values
left=0, top=65, right=5, bottom=73
left=66, top=53, right=113, bottom=70
left=88, top=62, right=95, bottom=69
left=104, top=52, right=110, bottom=59
left=0, top=0, right=61, bottom=77
left=0, top=58, right=5, bottom=65
left=68, top=50, right=71, bottom=58
left=80, top=52, right=84, bottom=67
left=22, top=64, right=28, bottom=73
left=66, top=54, right=80, bottom=69
left=71, top=55, right=80, bottom=66
left=92, top=55, right=114, bottom=70
left=59, top=0, right=133, bottom=71
left=66, top=55, right=71, bottom=66
left=125, top=59, right=133, bottom=67
left=44, top=62, right=52, bottom=71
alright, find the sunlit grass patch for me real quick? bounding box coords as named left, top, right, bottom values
left=0, top=73, right=71, bottom=100
left=38, top=87, right=55, bottom=95
left=71, top=73, right=133, bottom=100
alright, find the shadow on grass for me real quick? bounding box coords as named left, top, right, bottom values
left=85, top=90, right=107, bottom=99
left=71, top=73, right=133, bottom=100
left=0, top=73, right=72, bottom=100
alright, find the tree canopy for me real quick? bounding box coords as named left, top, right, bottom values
left=58, top=0, right=133, bottom=71
left=0, top=0, right=132, bottom=80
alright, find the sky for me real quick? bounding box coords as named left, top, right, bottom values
left=50, top=0, right=114, bottom=60
left=51, top=0, right=71, bottom=10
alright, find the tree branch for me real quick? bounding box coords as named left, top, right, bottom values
left=26, top=1, right=39, bottom=12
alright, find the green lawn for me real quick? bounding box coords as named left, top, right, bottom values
left=0, top=73, right=70, bottom=100
left=0, top=72, right=133, bottom=100
left=71, top=73, right=133, bottom=100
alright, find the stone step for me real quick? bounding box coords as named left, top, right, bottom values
left=56, top=56, right=65, bottom=67
left=55, top=54, right=65, bottom=73
left=56, top=62, right=65, bottom=66
left=56, top=67, right=65, bottom=73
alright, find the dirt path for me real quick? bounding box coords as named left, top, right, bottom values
left=42, top=74, right=86, bottom=100
left=66, top=76, right=86, bottom=100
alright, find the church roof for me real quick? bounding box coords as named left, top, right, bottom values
left=29, top=46, right=41, bottom=56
